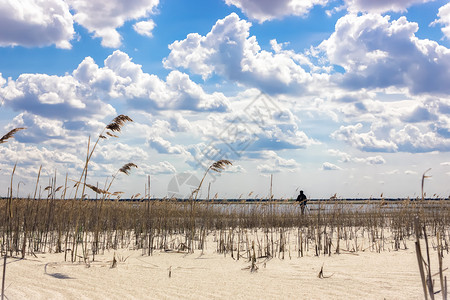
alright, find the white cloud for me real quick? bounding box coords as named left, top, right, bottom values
left=321, top=162, right=341, bottom=170
left=320, top=13, right=450, bottom=95
left=168, top=113, right=192, bottom=132
left=328, top=149, right=352, bottom=162
left=165, top=71, right=229, bottom=111
left=0, top=141, right=82, bottom=175
left=74, top=51, right=230, bottom=112
left=224, top=164, right=246, bottom=173
left=0, top=0, right=74, bottom=48
left=94, top=143, right=149, bottom=164
left=0, top=73, right=5, bottom=87
left=7, top=112, right=66, bottom=143
left=331, top=123, right=398, bottom=152
left=145, top=119, right=174, bottom=138
left=0, top=72, right=116, bottom=122
left=164, top=13, right=322, bottom=94
left=148, top=137, right=187, bottom=155
left=66, top=0, right=159, bottom=47
left=328, top=149, right=386, bottom=165
left=0, top=51, right=233, bottom=147
left=133, top=19, right=156, bottom=37
left=140, top=161, right=176, bottom=174
left=176, top=90, right=319, bottom=156
left=256, top=150, right=300, bottom=173
left=390, top=124, right=450, bottom=152
left=224, top=0, right=327, bottom=23
left=431, top=3, right=450, bottom=39
left=344, top=0, right=430, bottom=13
left=331, top=121, right=450, bottom=153
left=327, top=95, right=450, bottom=153
left=365, top=155, right=386, bottom=165
left=405, top=170, right=417, bottom=175
left=402, top=105, right=437, bottom=123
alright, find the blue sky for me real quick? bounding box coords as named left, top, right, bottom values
left=1, top=0, right=450, bottom=199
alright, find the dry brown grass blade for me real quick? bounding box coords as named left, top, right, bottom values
left=119, top=163, right=138, bottom=175
left=0, top=127, right=26, bottom=144
left=106, top=132, right=119, bottom=138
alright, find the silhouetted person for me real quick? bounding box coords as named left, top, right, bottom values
left=296, top=190, right=307, bottom=214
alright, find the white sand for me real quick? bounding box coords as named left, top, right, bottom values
left=2, top=236, right=448, bottom=299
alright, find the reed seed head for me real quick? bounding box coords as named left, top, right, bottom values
left=106, top=115, right=133, bottom=133
left=0, top=127, right=26, bottom=144
left=119, top=163, right=138, bottom=175
left=210, top=160, right=232, bottom=173
left=86, top=183, right=110, bottom=195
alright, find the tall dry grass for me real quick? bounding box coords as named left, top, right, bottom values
left=2, top=121, right=450, bottom=298
left=1, top=198, right=449, bottom=257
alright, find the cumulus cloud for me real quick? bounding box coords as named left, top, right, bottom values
left=224, top=0, right=327, bottom=23
left=256, top=151, right=300, bottom=173
left=148, top=137, right=187, bottom=155
left=66, top=0, right=159, bottom=47
left=321, top=162, right=341, bottom=170
left=133, top=19, right=156, bottom=37
left=7, top=112, right=66, bottom=143
left=319, top=13, right=450, bottom=95
left=391, top=124, right=450, bottom=152
left=0, top=0, right=74, bottom=48
left=328, top=149, right=386, bottom=165
left=168, top=113, right=192, bottom=132
left=432, top=2, right=450, bottom=39
left=329, top=95, right=450, bottom=153
left=434, top=112, right=450, bottom=138
left=402, top=105, right=438, bottom=123
left=224, top=0, right=431, bottom=21
left=172, top=90, right=320, bottom=160
left=331, top=123, right=398, bottom=152
left=344, top=0, right=430, bottom=13
left=140, top=161, right=176, bottom=174
left=224, top=164, right=246, bottom=173
left=365, top=155, right=386, bottom=165
left=0, top=0, right=161, bottom=48
left=331, top=122, right=450, bottom=153
left=164, top=13, right=322, bottom=94
left=0, top=72, right=116, bottom=122
left=0, top=141, right=82, bottom=174
left=74, top=51, right=229, bottom=111
left=328, top=149, right=352, bottom=162
left=94, top=143, right=149, bottom=164
left=0, top=50, right=233, bottom=146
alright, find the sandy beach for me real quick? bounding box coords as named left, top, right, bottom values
left=3, top=234, right=447, bottom=300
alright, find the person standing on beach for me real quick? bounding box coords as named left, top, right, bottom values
left=296, top=190, right=307, bottom=215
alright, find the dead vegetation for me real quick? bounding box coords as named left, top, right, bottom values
left=1, top=119, right=450, bottom=299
